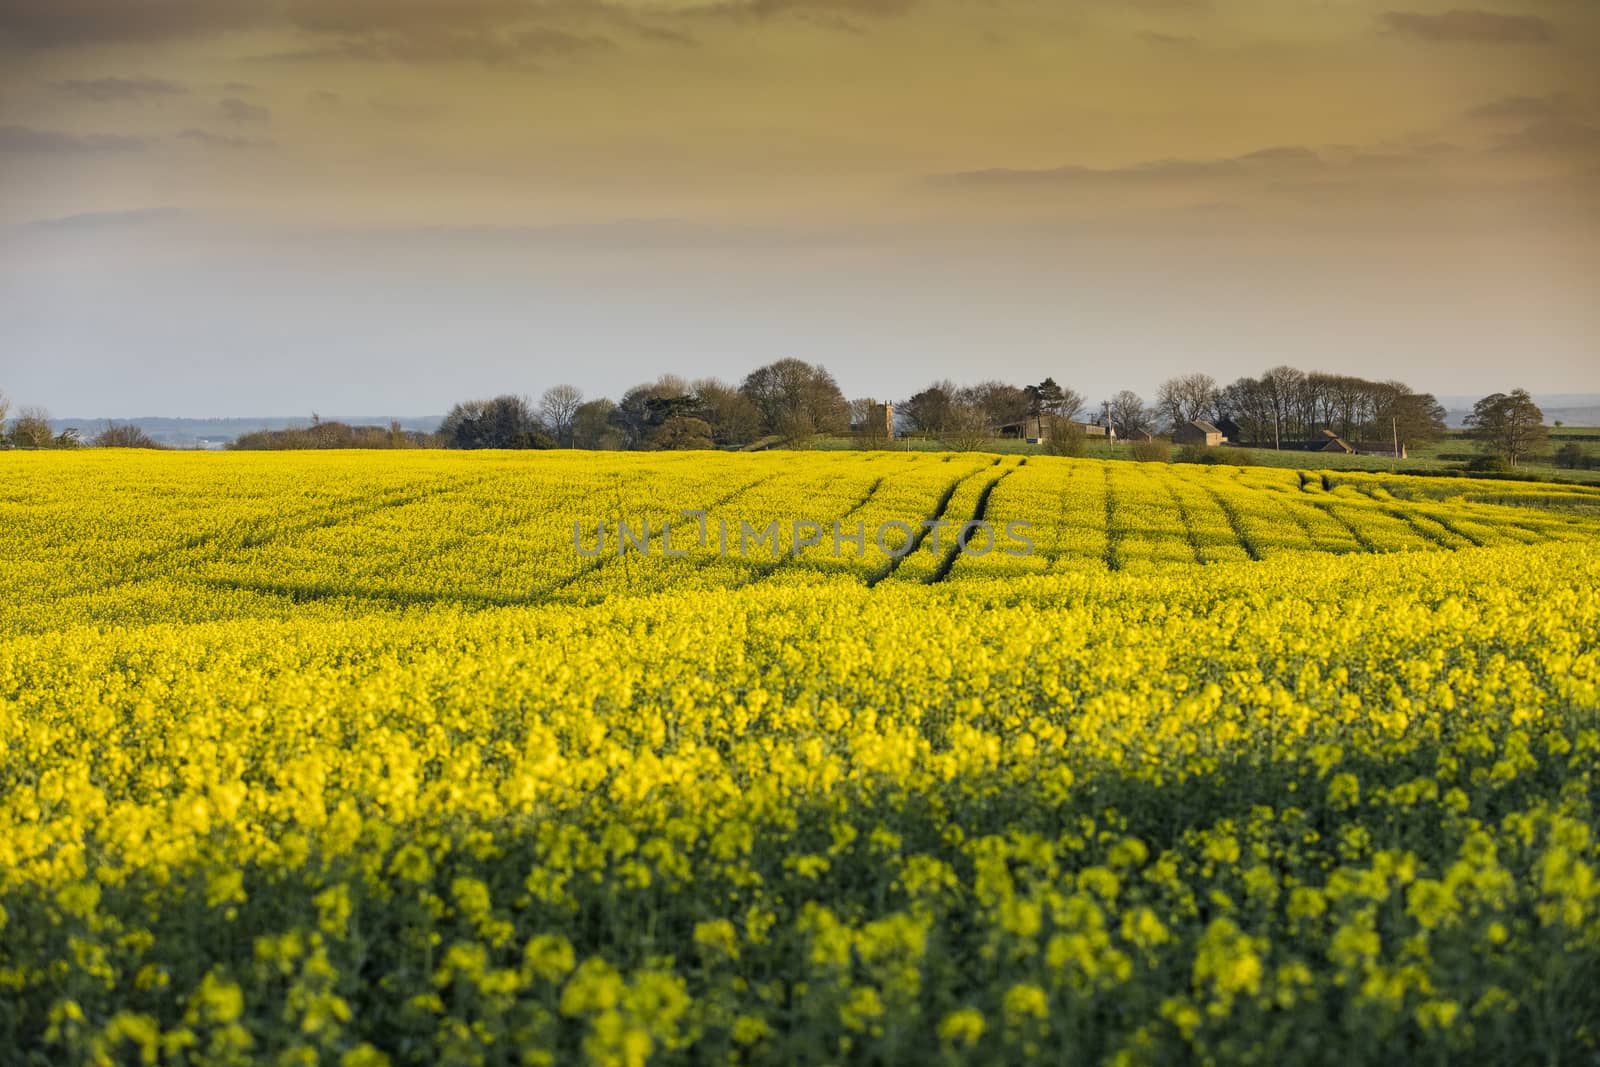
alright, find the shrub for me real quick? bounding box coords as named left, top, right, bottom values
left=440, top=396, right=550, bottom=450
left=1466, top=454, right=1513, bottom=474
left=7, top=407, right=55, bottom=449
left=1042, top=417, right=1085, bottom=457
left=1129, top=439, right=1171, bottom=463
left=1176, top=445, right=1253, bottom=466
left=93, top=423, right=166, bottom=449
left=1554, top=442, right=1587, bottom=470
left=230, top=421, right=433, bottom=451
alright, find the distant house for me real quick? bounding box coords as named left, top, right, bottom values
left=1319, top=429, right=1404, bottom=458
left=1320, top=429, right=1356, bottom=454
left=995, top=416, right=1049, bottom=442
left=1173, top=419, right=1225, bottom=447
left=1124, top=429, right=1154, bottom=443
left=995, top=417, right=1107, bottom=443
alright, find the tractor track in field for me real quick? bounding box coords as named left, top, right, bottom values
left=867, top=461, right=998, bottom=589
left=65, top=471, right=498, bottom=603
left=542, top=471, right=786, bottom=600
left=727, top=472, right=897, bottom=592
left=1102, top=465, right=1123, bottom=572
left=1201, top=485, right=1262, bottom=562
left=927, top=464, right=1015, bottom=584
left=1163, top=483, right=1207, bottom=565
left=1307, top=500, right=1378, bottom=553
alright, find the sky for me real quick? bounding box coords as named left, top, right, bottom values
left=1, top=0, right=1596, bottom=417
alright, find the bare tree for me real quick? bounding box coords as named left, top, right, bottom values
left=8, top=406, right=54, bottom=448
left=1258, top=365, right=1307, bottom=448
left=1104, top=390, right=1152, bottom=437
left=941, top=402, right=991, bottom=451
left=1154, top=374, right=1219, bottom=429
left=92, top=422, right=165, bottom=448
left=958, top=381, right=1032, bottom=429
left=539, top=384, right=584, bottom=447
left=0, top=387, right=10, bottom=430
left=1219, top=376, right=1271, bottom=445
left=1371, top=383, right=1447, bottom=451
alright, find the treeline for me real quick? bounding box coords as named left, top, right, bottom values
left=228, top=417, right=433, bottom=451
left=429, top=368, right=1112, bottom=453
left=420, top=362, right=1455, bottom=455
left=0, top=391, right=165, bottom=449
left=857, top=370, right=1451, bottom=452
left=434, top=361, right=853, bottom=451
left=0, top=371, right=1573, bottom=471
left=1210, top=369, right=1446, bottom=450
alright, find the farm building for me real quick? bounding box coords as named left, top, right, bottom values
left=1319, top=430, right=1405, bottom=458
left=867, top=402, right=894, bottom=440
left=995, top=416, right=1048, bottom=442
left=994, top=417, right=1108, bottom=443
left=1320, top=429, right=1357, bottom=454
left=1172, top=420, right=1225, bottom=447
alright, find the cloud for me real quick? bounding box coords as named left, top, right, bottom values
left=278, top=0, right=527, bottom=36
left=218, top=97, right=271, bottom=122
left=0, top=0, right=620, bottom=54
left=691, top=0, right=916, bottom=21
left=261, top=24, right=616, bottom=67
left=630, top=23, right=698, bottom=47
left=0, top=0, right=261, bottom=47
left=25, top=206, right=186, bottom=229
left=49, top=76, right=188, bottom=102
left=1492, top=119, right=1600, bottom=155
left=677, top=0, right=958, bottom=37
left=1124, top=0, right=1209, bottom=11
left=922, top=143, right=1468, bottom=217
left=308, top=89, right=343, bottom=108
left=931, top=144, right=1331, bottom=188
left=1464, top=94, right=1569, bottom=122
left=367, top=96, right=447, bottom=120
left=1139, top=31, right=1198, bottom=46
left=1379, top=9, right=1556, bottom=45
left=0, top=0, right=739, bottom=60
left=0, top=124, right=149, bottom=153
left=178, top=127, right=274, bottom=149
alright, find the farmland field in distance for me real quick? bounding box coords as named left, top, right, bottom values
left=2, top=450, right=1599, bottom=1064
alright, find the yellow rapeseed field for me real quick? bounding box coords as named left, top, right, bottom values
left=2, top=449, right=1598, bottom=1064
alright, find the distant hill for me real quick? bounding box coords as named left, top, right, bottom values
left=45, top=416, right=444, bottom=449
left=1439, top=394, right=1600, bottom=429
